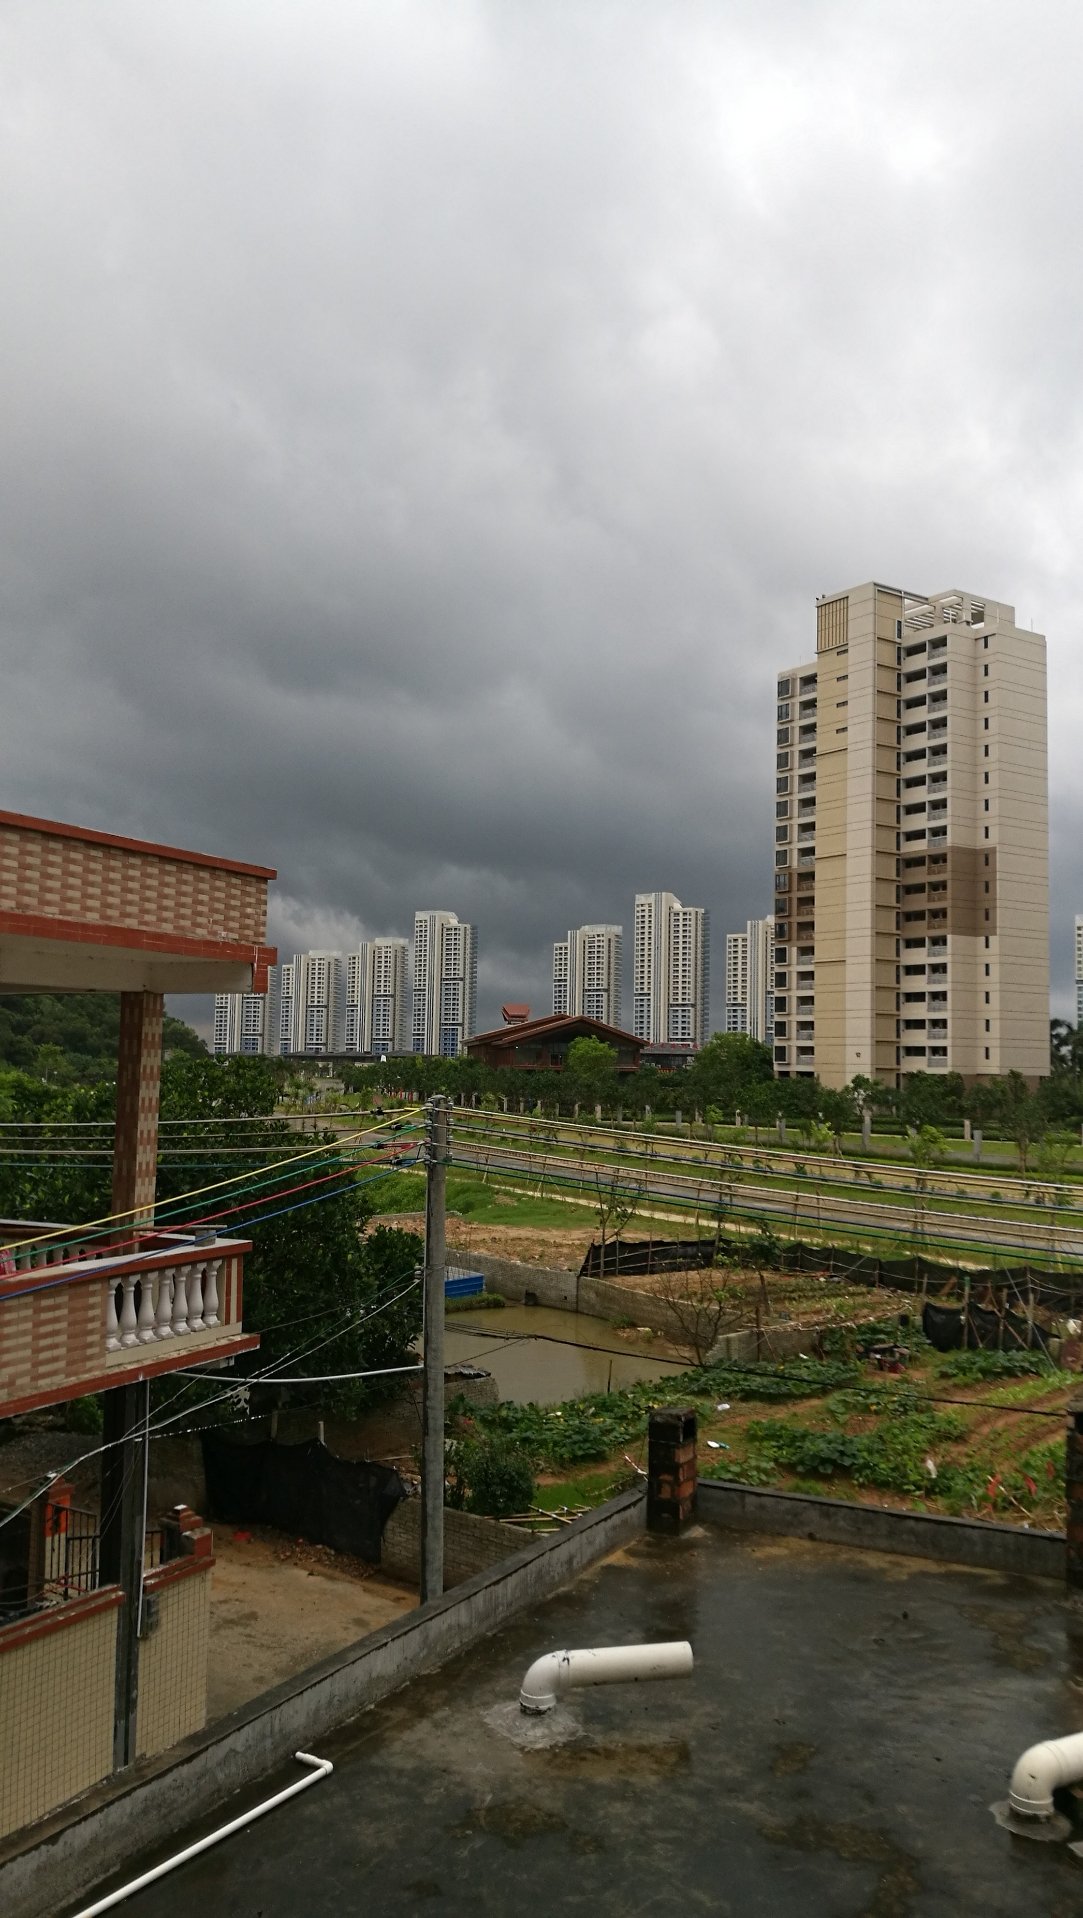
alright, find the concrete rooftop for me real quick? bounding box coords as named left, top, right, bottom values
left=70, top=1527, right=1083, bottom=1915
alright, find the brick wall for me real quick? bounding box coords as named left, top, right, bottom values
left=0, top=1281, right=100, bottom=1428
left=0, top=820, right=269, bottom=945
left=136, top=1559, right=212, bottom=1760
left=0, top=1591, right=119, bottom=1839
left=380, top=1500, right=527, bottom=1588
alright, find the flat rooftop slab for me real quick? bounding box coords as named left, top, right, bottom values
left=72, top=1528, right=1083, bottom=1914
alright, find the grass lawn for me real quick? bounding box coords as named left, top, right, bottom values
left=367, top=1163, right=604, bottom=1232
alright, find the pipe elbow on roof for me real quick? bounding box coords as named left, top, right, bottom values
left=1009, top=1731, right=1083, bottom=1820
left=519, top=1641, right=693, bottom=1715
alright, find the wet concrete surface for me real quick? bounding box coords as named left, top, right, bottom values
left=70, top=1530, right=1083, bottom=1916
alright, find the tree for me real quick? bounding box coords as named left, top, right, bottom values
left=653, top=1266, right=734, bottom=1367
left=592, top=1167, right=642, bottom=1272
left=0, top=992, right=205, bottom=1082
left=688, top=1034, right=773, bottom=1115
left=565, top=1037, right=619, bottom=1112
left=819, top=1088, right=859, bottom=1154
left=155, top=1057, right=423, bottom=1414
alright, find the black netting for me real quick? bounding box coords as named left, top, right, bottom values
left=201, top=1435, right=405, bottom=1564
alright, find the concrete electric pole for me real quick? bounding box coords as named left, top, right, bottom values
left=420, top=1095, right=449, bottom=1602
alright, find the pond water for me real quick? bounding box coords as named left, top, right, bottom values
left=442, top=1302, right=681, bottom=1405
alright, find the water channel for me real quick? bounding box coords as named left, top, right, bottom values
left=442, top=1303, right=681, bottom=1404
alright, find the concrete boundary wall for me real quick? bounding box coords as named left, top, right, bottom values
left=698, top=1479, right=1065, bottom=1580
left=451, top=1247, right=894, bottom=1360
left=0, top=1488, right=645, bottom=1918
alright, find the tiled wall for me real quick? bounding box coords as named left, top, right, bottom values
left=0, top=822, right=268, bottom=944
left=136, top=1561, right=212, bottom=1760
left=0, top=1593, right=119, bottom=1839
left=0, top=1279, right=100, bottom=1420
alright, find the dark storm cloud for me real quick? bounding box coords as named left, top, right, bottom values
left=1, top=0, right=1081, bottom=1027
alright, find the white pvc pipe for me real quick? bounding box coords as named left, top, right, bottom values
left=1008, top=1732, right=1083, bottom=1820
left=71, top=1751, right=333, bottom=1917
left=519, top=1641, right=693, bottom=1714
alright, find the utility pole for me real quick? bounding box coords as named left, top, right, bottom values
left=421, top=1095, right=449, bottom=1602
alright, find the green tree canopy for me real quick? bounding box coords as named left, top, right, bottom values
left=688, top=1033, right=773, bottom=1113
left=564, top=1036, right=619, bottom=1107
left=0, top=993, right=205, bottom=1083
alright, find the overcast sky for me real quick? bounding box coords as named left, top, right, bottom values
left=2, top=0, right=1081, bottom=1035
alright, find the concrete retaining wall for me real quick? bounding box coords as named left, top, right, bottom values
left=380, top=1500, right=527, bottom=1588
left=697, top=1479, right=1065, bottom=1580
left=0, top=1489, right=646, bottom=1918
left=449, top=1246, right=880, bottom=1362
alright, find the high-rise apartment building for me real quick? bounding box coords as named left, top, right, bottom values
left=724, top=917, right=775, bottom=1041
left=633, top=893, right=709, bottom=1044
left=552, top=925, right=623, bottom=1025
left=724, top=931, right=749, bottom=1033
left=294, top=951, right=346, bottom=1054
left=212, top=991, right=268, bottom=1056
left=412, top=911, right=478, bottom=1056
left=260, top=952, right=345, bottom=1055
left=772, top=583, right=1047, bottom=1087
left=344, top=939, right=409, bottom=1055
left=1075, top=917, right=1083, bottom=1028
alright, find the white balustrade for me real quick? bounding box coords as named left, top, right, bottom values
left=102, top=1252, right=235, bottom=1360
left=137, top=1277, right=158, bottom=1344
left=155, top=1268, right=175, bottom=1338
left=203, top=1258, right=221, bottom=1328
left=171, top=1267, right=190, bottom=1336
left=187, top=1262, right=205, bottom=1332
left=119, top=1275, right=140, bottom=1348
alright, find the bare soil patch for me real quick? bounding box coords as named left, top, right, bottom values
left=208, top=1525, right=415, bottom=1720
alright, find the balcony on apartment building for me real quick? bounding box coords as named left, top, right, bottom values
left=0, top=1222, right=254, bottom=1418
left=0, top=809, right=275, bottom=1423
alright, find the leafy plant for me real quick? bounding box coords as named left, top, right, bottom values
left=936, top=1350, right=1056, bottom=1381
left=444, top=1433, right=535, bottom=1515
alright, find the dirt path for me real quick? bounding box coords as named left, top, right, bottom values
left=208, top=1527, right=415, bottom=1720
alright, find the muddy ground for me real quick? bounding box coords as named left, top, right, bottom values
left=207, top=1526, right=415, bottom=1719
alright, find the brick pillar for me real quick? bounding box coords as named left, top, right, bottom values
left=647, top=1405, right=697, bottom=1534
left=1066, top=1403, right=1083, bottom=1590
left=112, top=991, right=164, bottom=1231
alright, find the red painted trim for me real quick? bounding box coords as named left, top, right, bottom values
left=0, top=1585, right=123, bottom=1656
left=0, top=1333, right=260, bottom=1419
left=144, top=1554, right=215, bottom=1593
left=0, top=913, right=277, bottom=976
left=0, top=810, right=276, bottom=880
left=0, top=1237, right=253, bottom=1302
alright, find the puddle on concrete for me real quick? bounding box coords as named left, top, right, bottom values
left=536, top=1736, right=689, bottom=1780
left=447, top=1798, right=570, bottom=1848
left=770, top=1740, right=817, bottom=1777
left=961, top=1603, right=1051, bottom=1672
left=761, top=1813, right=920, bottom=1917
left=482, top=1699, right=584, bottom=1749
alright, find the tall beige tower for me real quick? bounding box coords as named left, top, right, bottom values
left=772, top=584, right=1048, bottom=1089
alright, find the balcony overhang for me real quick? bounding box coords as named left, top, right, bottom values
left=0, top=810, right=277, bottom=995
left=0, top=924, right=276, bottom=995
left=0, top=1226, right=258, bottom=1419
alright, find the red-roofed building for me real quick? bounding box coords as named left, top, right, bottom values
left=465, top=1012, right=645, bottom=1072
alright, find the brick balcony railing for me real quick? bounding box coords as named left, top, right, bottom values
left=0, top=1224, right=257, bottom=1419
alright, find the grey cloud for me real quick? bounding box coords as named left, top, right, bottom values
left=1, top=0, right=1081, bottom=1029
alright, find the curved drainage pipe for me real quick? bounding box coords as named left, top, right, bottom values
left=991, top=1731, right=1083, bottom=1842
left=519, top=1641, right=693, bottom=1714
left=72, top=1751, right=333, bottom=1917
